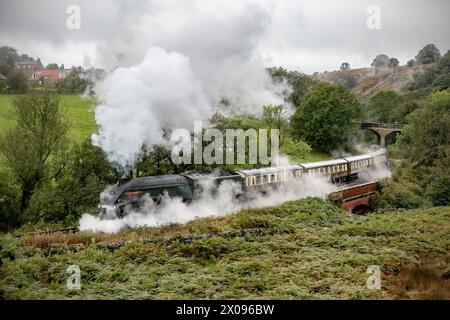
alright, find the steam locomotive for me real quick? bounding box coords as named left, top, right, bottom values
left=99, top=149, right=387, bottom=218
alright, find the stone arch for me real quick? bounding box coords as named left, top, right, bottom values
left=351, top=204, right=371, bottom=215
left=365, top=129, right=381, bottom=145
left=384, top=130, right=401, bottom=146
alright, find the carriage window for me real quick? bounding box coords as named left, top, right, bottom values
left=271, top=174, right=276, bottom=182
left=263, top=175, right=268, bottom=184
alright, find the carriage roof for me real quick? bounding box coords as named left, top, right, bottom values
left=300, top=159, right=348, bottom=169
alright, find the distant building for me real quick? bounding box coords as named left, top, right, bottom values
left=16, top=59, right=44, bottom=79
left=31, top=66, right=71, bottom=84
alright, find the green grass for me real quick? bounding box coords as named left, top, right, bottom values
left=0, top=94, right=97, bottom=143
left=0, top=199, right=448, bottom=299
left=290, top=150, right=329, bottom=163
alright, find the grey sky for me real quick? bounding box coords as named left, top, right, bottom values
left=0, top=0, right=449, bottom=74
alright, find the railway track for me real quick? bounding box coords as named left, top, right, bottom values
left=17, top=227, right=80, bottom=238
left=17, top=215, right=364, bottom=252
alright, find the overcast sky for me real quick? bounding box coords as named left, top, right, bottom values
left=0, top=0, right=449, bottom=74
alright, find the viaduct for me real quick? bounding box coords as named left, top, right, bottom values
left=359, top=122, right=404, bottom=147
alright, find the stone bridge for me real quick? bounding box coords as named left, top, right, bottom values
left=328, top=181, right=379, bottom=214
left=359, top=122, right=405, bottom=146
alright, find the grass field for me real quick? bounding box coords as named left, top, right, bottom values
left=0, top=94, right=98, bottom=143
left=0, top=198, right=448, bottom=299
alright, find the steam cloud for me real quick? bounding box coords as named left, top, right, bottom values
left=91, top=47, right=211, bottom=165
left=91, top=1, right=287, bottom=166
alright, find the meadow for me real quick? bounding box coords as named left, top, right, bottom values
left=0, top=94, right=98, bottom=143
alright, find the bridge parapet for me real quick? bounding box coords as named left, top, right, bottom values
left=359, top=122, right=405, bottom=130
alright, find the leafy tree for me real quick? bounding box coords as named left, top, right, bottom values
left=425, top=147, right=450, bottom=206
left=436, top=50, right=450, bottom=71
left=291, top=83, right=360, bottom=153
left=389, top=58, right=399, bottom=68
left=367, top=90, right=403, bottom=122
left=415, top=44, right=441, bottom=65
left=45, top=63, right=59, bottom=70
left=404, top=50, right=450, bottom=94
left=135, top=145, right=177, bottom=177
left=0, top=171, right=20, bottom=230
left=56, top=67, right=92, bottom=94
left=340, top=62, right=350, bottom=70
left=262, top=104, right=289, bottom=145
left=0, top=64, right=14, bottom=77
left=393, top=91, right=450, bottom=166
left=28, top=140, right=117, bottom=223
left=371, top=54, right=390, bottom=68
left=406, top=59, right=415, bottom=67
left=0, top=92, right=69, bottom=221
left=6, top=71, right=28, bottom=93
left=268, top=67, right=317, bottom=107
left=390, top=101, right=418, bottom=123
left=343, top=75, right=358, bottom=89
left=0, top=46, right=18, bottom=66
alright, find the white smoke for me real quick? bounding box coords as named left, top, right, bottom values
left=91, top=47, right=211, bottom=165
left=79, top=176, right=337, bottom=233
left=91, top=0, right=288, bottom=166
left=359, top=162, right=392, bottom=182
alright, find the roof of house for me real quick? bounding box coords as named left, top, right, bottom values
left=0, top=73, right=6, bottom=80
left=36, top=69, right=62, bottom=77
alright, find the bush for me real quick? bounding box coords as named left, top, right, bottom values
left=6, top=71, right=28, bottom=93
left=373, top=180, right=428, bottom=210
left=0, top=171, right=20, bottom=230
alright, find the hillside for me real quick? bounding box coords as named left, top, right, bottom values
left=313, top=64, right=435, bottom=99
left=1, top=198, right=449, bottom=299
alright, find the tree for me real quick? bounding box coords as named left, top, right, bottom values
left=0, top=171, right=20, bottom=230
left=56, top=67, right=92, bottom=94
left=407, top=59, right=415, bottom=67
left=291, top=83, right=360, bottom=153
left=28, top=140, right=117, bottom=223
left=425, top=147, right=450, bottom=206
left=340, top=62, right=350, bottom=70
left=404, top=50, right=450, bottom=93
left=0, top=92, right=69, bottom=220
left=393, top=91, right=450, bottom=166
left=135, top=145, right=177, bottom=177
left=389, top=58, right=399, bottom=68
left=415, top=44, right=441, bottom=65
left=262, top=104, right=289, bottom=145
left=0, top=46, right=19, bottom=67
left=384, top=92, right=450, bottom=209
left=267, top=67, right=317, bottom=107
left=367, top=90, right=403, bottom=123
left=46, top=63, right=59, bottom=70
left=344, top=75, right=358, bottom=89
left=6, top=70, right=28, bottom=93
left=371, top=54, right=390, bottom=68
left=0, top=64, right=14, bottom=77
